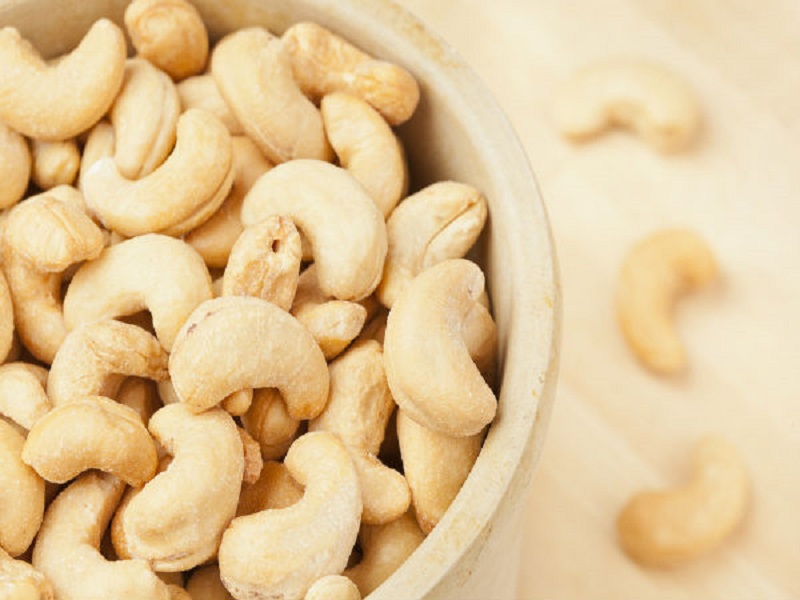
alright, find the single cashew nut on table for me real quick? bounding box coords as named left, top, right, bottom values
left=219, top=431, right=362, bottom=600
left=177, top=74, right=243, bottom=135
left=552, top=59, right=701, bottom=152
left=0, top=363, right=50, bottom=431
left=30, top=139, right=80, bottom=190
left=0, top=122, right=31, bottom=209
left=617, top=435, right=749, bottom=568
left=616, top=228, right=718, bottom=375
left=305, top=575, right=361, bottom=600
left=0, top=547, right=54, bottom=600
left=0, top=19, right=126, bottom=140
left=186, top=565, right=234, bottom=600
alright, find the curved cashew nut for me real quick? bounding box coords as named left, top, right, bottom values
left=117, top=377, right=162, bottom=425
left=211, top=28, right=332, bottom=164
left=47, top=319, right=169, bottom=406
left=169, top=296, right=329, bottom=418
left=237, top=460, right=304, bottom=517
left=30, top=139, right=80, bottom=190
left=321, top=92, right=408, bottom=218
left=32, top=472, right=171, bottom=600
left=63, top=234, right=213, bottom=351
left=83, top=108, right=234, bottom=237
left=0, top=122, right=31, bottom=209
left=617, top=435, right=749, bottom=567
left=0, top=19, right=126, bottom=140
left=22, top=395, right=158, bottom=487
left=616, top=228, right=718, bottom=374
left=0, top=271, right=14, bottom=364
left=552, top=60, right=701, bottom=152
left=186, top=565, right=234, bottom=600
left=283, top=22, right=419, bottom=126
left=0, top=362, right=51, bottom=431
left=0, top=547, right=54, bottom=599
left=110, top=58, right=181, bottom=179
left=377, top=181, right=488, bottom=308
left=462, top=302, right=498, bottom=386
left=111, top=403, right=243, bottom=571
left=384, top=259, right=496, bottom=437
left=240, top=388, right=301, bottom=461
left=242, top=159, right=387, bottom=301
left=305, top=575, right=361, bottom=600
left=177, top=74, right=243, bottom=135
left=219, top=431, right=362, bottom=600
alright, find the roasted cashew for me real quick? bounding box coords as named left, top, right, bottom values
left=0, top=547, right=54, bottom=600
left=236, top=460, right=304, bottom=517
left=32, top=471, right=172, bottom=600
left=321, top=92, right=408, bottom=218
left=283, top=22, right=419, bottom=126
left=0, top=122, right=30, bottom=209
left=125, top=0, right=209, bottom=81
left=240, top=388, right=301, bottom=461
left=169, top=296, right=329, bottom=418
left=219, top=431, right=362, bottom=600
left=117, top=377, right=162, bottom=424
left=30, top=139, right=80, bottom=189
left=63, top=234, right=213, bottom=352
left=552, top=59, right=701, bottom=152
left=242, top=159, right=387, bottom=301
left=617, top=435, right=749, bottom=567
left=177, top=74, right=243, bottom=135
left=616, top=228, right=718, bottom=374
left=384, top=259, right=496, bottom=437
left=22, top=395, right=158, bottom=486
left=377, top=181, right=488, bottom=308
left=0, top=273, right=15, bottom=366
left=0, top=19, right=126, bottom=140
left=0, top=363, right=50, bottom=431
left=47, top=319, right=169, bottom=406
left=186, top=565, right=234, bottom=600
left=83, top=108, right=234, bottom=237
left=305, top=575, right=361, bottom=600
left=109, top=58, right=180, bottom=179
left=112, top=403, right=243, bottom=571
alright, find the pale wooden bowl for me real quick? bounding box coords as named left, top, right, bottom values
left=0, top=0, right=561, bottom=597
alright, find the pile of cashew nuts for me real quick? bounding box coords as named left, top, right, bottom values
left=0, top=1, right=499, bottom=598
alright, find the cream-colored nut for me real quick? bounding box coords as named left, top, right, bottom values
left=169, top=296, right=329, bottom=418
left=283, top=22, right=419, bottom=126
left=110, top=58, right=181, bottom=179
left=32, top=471, right=172, bottom=600
left=116, top=377, right=162, bottom=424
left=0, top=363, right=50, bottom=431
left=222, top=216, right=302, bottom=310
left=168, top=585, right=192, bottom=600
left=616, top=228, right=718, bottom=375
left=0, top=271, right=14, bottom=365
left=47, top=320, right=169, bottom=407
left=2, top=196, right=105, bottom=363
left=384, top=259, right=496, bottom=437
left=125, top=0, right=209, bottom=81
left=156, top=379, right=180, bottom=405
left=222, top=388, right=254, bottom=417
left=83, top=108, right=234, bottom=237
left=28, top=184, right=86, bottom=213
left=356, top=307, right=388, bottom=346
left=30, top=139, right=80, bottom=189
left=377, top=181, right=488, bottom=309
left=238, top=426, right=263, bottom=485
left=396, top=409, right=483, bottom=534
left=0, top=547, right=54, bottom=600
left=0, top=122, right=31, bottom=209
left=186, top=565, right=234, bottom=600
left=236, top=460, right=304, bottom=517
left=240, top=388, right=301, bottom=461
left=112, top=403, right=244, bottom=572
left=177, top=74, right=243, bottom=135
left=63, top=234, right=213, bottom=352
left=305, top=575, right=361, bottom=600
left=0, top=420, right=45, bottom=557
left=242, top=160, right=387, bottom=301
left=219, top=431, right=362, bottom=600
left=344, top=512, right=425, bottom=597
left=617, top=435, right=749, bottom=567
left=22, top=395, right=158, bottom=486
left=211, top=28, right=331, bottom=164
left=79, top=121, right=115, bottom=190
left=321, top=92, right=408, bottom=218
left=0, top=19, right=126, bottom=141
left=553, top=59, right=701, bottom=152
left=462, top=302, right=498, bottom=386
left=186, top=135, right=274, bottom=268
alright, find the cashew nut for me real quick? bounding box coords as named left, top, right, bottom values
left=321, top=92, right=408, bottom=218
left=384, top=259, right=496, bottom=437
left=177, top=74, right=243, bottom=135
left=0, top=19, right=126, bottom=140
left=30, top=139, right=80, bottom=189
left=169, top=296, right=329, bottom=418
left=22, top=395, right=158, bottom=486
left=0, top=273, right=15, bottom=367
left=616, top=228, right=718, bottom=374
left=0, top=122, right=31, bottom=209
left=112, top=403, right=244, bottom=571
left=125, top=0, right=209, bottom=81
left=462, top=301, right=499, bottom=386
left=236, top=460, right=304, bottom=517
left=240, top=388, right=301, bottom=461
left=82, top=108, right=234, bottom=237
left=117, top=377, right=162, bottom=424
left=283, top=22, right=419, bottom=126
left=305, top=575, right=361, bottom=600
left=617, top=435, right=749, bottom=567
left=0, top=363, right=50, bottom=431
left=219, top=431, right=362, bottom=600
left=63, top=234, right=213, bottom=352
left=47, top=319, right=169, bottom=406
left=552, top=59, right=701, bottom=152
left=377, top=181, right=488, bottom=308
left=238, top=426, right=264, bottom=485
left=186, top=565, right=234, bottom=600
left=32, top=471, right=172, bottom=600
left=0, top=547, right=54, bottom=600
left=242, top=159, right=387, bottom=301
left=79, top=121, right=115, bottom=190
left=168, top=585, right=192, bottom=600
left=211, top=28, right=332, bottom=164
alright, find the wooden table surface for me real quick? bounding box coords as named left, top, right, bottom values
left=397, top=1, right=800, bottom=598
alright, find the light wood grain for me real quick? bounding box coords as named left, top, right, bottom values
left=398, top=0, right=800, bottom=598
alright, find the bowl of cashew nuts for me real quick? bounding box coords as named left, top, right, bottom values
left=0, top=0, right=559, bottom=598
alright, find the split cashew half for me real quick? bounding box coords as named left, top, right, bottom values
left=617, top=435, right=749, bottom=567
left=305, top=575, right=361, bottom=600
left=552, top=59, right=701, bottom=152
left=0, top=122, right=31, bottom=209
left=219, top=431, right=362, bottom=600
left=30, top=139, right=80, bottom=190
left=0, top=19, right=126, bottom=140
left=616, top=228, right=718, bottom=375
left=0, top=547, right=54, bottom=600
left=0, top=362, right=50, bottom=431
